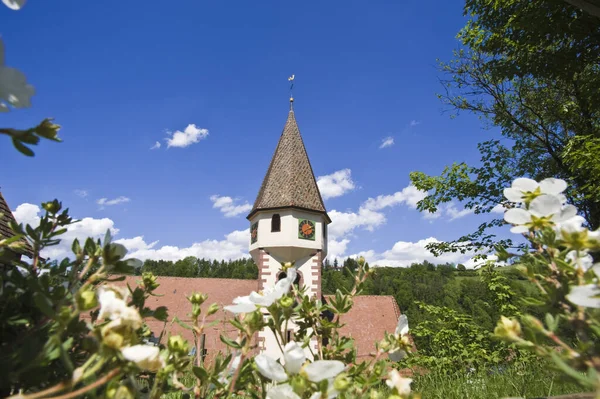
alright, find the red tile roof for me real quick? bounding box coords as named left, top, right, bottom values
left=332, top=295, right=401, bottom=359
left=108, top=276, right=401, bottom=363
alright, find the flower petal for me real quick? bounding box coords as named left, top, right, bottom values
left=283, top=341, right=306, bottom=375
left=566, top=251, right=593, bottom=272
left=503, top=187, right=525, bottom=203
left=386, top=369, right=412, bottom=396
left=539, top=178, right=567, bottom=196
left=2, top=0, right=26, bottom=10
left=266, top=384, right=300, bottom=399
left=504, top=208, right=531, bottom=225
left=512, top=178, right=538, bottom=192
left=302, top=360, right=345, bottom=382
left=255, top=354, right=288, bottom=382
left=510, top=225, right=529, bottom=234
left=529, top=195, right=562, bottom=217
left=556, top=215, right=586, bottom=235
left=555, top=205, right=577, bottom=223
left=593, top=264, right=600, bottom=279
left=224, top=296, right=257, bottom=314
left=121, top=345, right=163, bottom=371
left=395, top=314, right=409, bottom=336
left=566, top=285, right=600, bottom=308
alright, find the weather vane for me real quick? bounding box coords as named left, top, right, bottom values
left=288, top=74, right=295, bottom=109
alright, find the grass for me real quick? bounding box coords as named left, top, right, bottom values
left=413, top=362, right=586, bottom=399
left=158, top=362, right=587, bottom=398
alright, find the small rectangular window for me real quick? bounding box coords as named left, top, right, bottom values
left=271, top=214, right=281, bottom=232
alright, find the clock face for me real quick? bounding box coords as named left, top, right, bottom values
left=298, top=219, right=316, bottom=240
left=250, top=222, right=258, bottom=244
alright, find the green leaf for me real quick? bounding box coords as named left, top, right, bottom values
left=192, top=366, right=209, bottom=384
left=220, top=335, right=242, bottom=349
left=153, top=306, right=169, bottom=322
left=33, top=292, right=55, bottom=317
left=12, top=138, right=35, bottom=157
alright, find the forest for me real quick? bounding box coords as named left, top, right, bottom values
left=138, top=256, right=539, bottom=340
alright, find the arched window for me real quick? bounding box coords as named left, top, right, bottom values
left=271, top=214, right=281, bottom=232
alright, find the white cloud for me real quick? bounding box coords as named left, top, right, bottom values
left=362, top=185, right=426, bottom=211
left=13, top=203, right=41, bottom=227
left=150, top=141, right=161, bottom=150
left=317, top=169, right=356, bottom=200
left=13, top=202, right=249, bottom=262
left=13, top=203, right=119, bottom=260
left=120, top=229, right=250, bottom=262
left=445, top=203, right=474, bottom=221
left=166, top=124, right=209, bottom=148
left=409, top=120, right=420, bottom=127
left=329, top=208, right=386, bottom=239
left=210, top=195, right=252, bottom=218
left=379, top=136, right=394, bottom=149
left=327, top=238, right=350, bottom=261
left=97, top=196, right=131, bottom=208
left=74, top=189, right=89, bottom=198
left=350, top=237, right=479, bottom=268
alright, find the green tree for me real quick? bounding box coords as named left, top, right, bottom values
left=410, top=0, right=600, bottom=257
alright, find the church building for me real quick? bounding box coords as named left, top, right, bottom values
left=0, top=100, right=404, bottom=363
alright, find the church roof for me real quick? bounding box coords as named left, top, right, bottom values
left=248, top=110, right=330, bottom=222
left=0, top=191, right=33, bottom=258
left=108, top=276, right=402, bottom=362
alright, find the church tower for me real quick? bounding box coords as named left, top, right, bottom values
left=247, top=102, right=331, bottom=356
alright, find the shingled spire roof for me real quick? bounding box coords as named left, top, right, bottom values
left=0, top=191, right=33, bottom=258
left=247, top=110, right=330, bottom=223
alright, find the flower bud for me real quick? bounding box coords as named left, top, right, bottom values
left=243, top=310, right=264, bottom=332
left=77, top=290, right=98, bottom=311
left=168, top=335, right=189, bottom=355
left=494, top=316, right=522, bottom=341
left=279, top=296, right=294, bottom=308
left=36, top=119, right=61, bottom=140
left=358, top=256, right=366, bottom=267
left=189, top=292, right=208, bottom=306
left=207, top=302, right=220, bottom=315
left=333, top=373, right=351, bottom=392
left=282, top=262, right=295, bottom=271
left=142, top=273, right=159, bottom=291
left=522, top=315, right=544, bottom=332
left=103, top=331, right=125, bottom=349
left=41, top=200, right=61, bottom=214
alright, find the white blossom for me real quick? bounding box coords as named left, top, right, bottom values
left=389, top=314, right=409, bottom=361
left=2, top=0, right=26, bottom=10
left=98, top=287, right=142, bottom=329
left=555, top=215, right=600, bottom=242
left=503, top=178, right=567, bottom=204
left=121, top=345, right=164, bottom=371
left=256, top=341, right=345, bottom=388
left=386, top=369, right=412, bottom=397
left=567, top=285, right=600, bottom=308
left=266, top=383, right=300, bottom=399
left=566, top=251, right=594, bottom=272
left=255, top=354, right=288, bottom=382
left=0, top=39, right=35, bottom=111
left=283, top=341, right=306, bottom=374
left=223, top=296, right=257, bottom=314
left=225, top=268, right=298, bottom=314
left=301, top=360, right=345, bottom=383
left=504, top=194, right=576, bottom=234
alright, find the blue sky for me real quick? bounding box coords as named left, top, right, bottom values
left=1, top=1, right=505, bottom=266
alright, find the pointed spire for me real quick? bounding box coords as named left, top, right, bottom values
left=248, top=110, right=330, bottom=222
